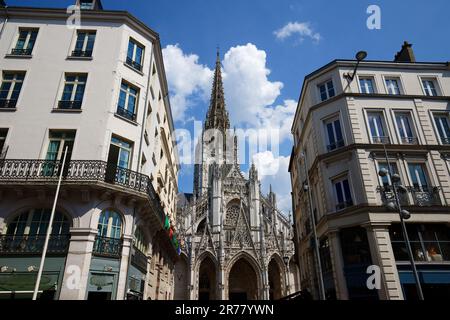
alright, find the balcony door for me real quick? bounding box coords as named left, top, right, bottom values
left=395, top=113, right=416, bottom=144
left=44, top=131, right=75, bottom=176
left=408, top=163, right=429, bottom=192
left=106, top=136, right=132, bottom=183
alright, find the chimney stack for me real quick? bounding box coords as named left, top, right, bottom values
left=394, top=41, right=416, bottom=63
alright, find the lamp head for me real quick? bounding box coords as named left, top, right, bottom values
left=356, top=51, right=368, bottom=62
left=391, top=174, right=401, bottom=183
left=386, top=202, right=397, bottom=211
left=378, top=168, right=389, bottom=177
left=400, top=210, right=411, bottom=220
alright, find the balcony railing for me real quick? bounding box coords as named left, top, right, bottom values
left=0, top=159, right=166, bottom=224
left=327, top=139, right=345, bottom=152
left=410, top=186, right=441, bottom=206
left=71, top=50, right=93, bottom=58
left=116, top=106, right=137, bottom=122
left=336, top=200, right=354, bottom=211
left=11, top=48, right=32, bottom=56
left=377, top=186, right=441, bottom=207
left=126, top=57, right=143, bottom=72
left=371, top=136, right=390, bottom=144
left=58, top=100, right=82, bottom=110
left=0, top=234, right=70, bottom=255
left=400, top=137, right=418, bottom=145
left=441, top=137, right=450, bottom=145
left=93, top=236, right=123, bottom=258
left=0, top=99, right=18, bottom=109
left=131, top=246, right=148, bottom=272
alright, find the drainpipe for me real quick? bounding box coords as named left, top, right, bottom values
left=0, top=6, right=9, bottom=40
left=136, top=41, right=155, bottom=173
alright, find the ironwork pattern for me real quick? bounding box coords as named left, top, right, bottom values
left=93, top=236, right=123, bottom=258
left=0, top=234, right=70, bottom=255
left=377, top=186, right=441, bottom=206
left=131, top=246, right=148, bottom=272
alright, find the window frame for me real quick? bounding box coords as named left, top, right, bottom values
left=72, top=30, right=96, bottom=58
left=365, top=109, right=390, bottom=144
left=383, top=76, right=404, bottom=95
left=358, top=76, right=376, bottom=94
left=318, top=79, right=335, bottom=102
left=431, top=111, right=450, bottom=145
left=126, top=38, right=145, bottom=72
left=393, top=110, right=419, bottom=145
left=0, top=71, right=26, bottom=109
left=11, top=27, right=39, bottom=56
left=58, top=73, right=88, bottom=110
left=323, top=114, right=345, bottom=152
left=116, top=80, right=139, bottom=122
left=331, top=174, right=354, bottom=211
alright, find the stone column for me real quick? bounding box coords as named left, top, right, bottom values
left=262, top=266, right=270, bottom=300
left=364, top=223, right=404, bottom=300
left=328, top=230, right=349, bottom=300
left=116, top=234, right=133, bottom=300
left=59, top=228, right=97, bottom=300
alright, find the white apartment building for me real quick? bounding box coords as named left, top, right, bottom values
left=290, top=42, right=450, bottom=300
left=0, top=0, right=180, bottom=300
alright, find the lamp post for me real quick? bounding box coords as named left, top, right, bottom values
left=283, top=255, right=291, bottom=296
left=299, top=151, right=326, bottom=300
left=378, top=143, right=424, bottom=300
left=344, top=51, right=368, bottom=82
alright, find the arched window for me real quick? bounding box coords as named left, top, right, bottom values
left=225, top=205, right=240, bottom=226
left=97, top=210, right=122, bottom=239
left=6, top=209, right=70, bottom=236
left=134, top=226, right=148, bottom=254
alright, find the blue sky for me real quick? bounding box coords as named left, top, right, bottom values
left=9, top=0, right=450, bottom=213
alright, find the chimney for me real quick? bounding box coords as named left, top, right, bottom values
left=394, top=41, right=416, bottom=63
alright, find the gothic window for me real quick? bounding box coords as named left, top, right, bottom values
left=225, top=205, right=240, bottom=226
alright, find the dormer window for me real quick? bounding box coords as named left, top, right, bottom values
left=318, top=80, right=335, bottom=102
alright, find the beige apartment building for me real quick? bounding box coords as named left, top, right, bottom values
left=0, top=0, right=179, bottom=300
left=289, top=42, right=450, bottom=300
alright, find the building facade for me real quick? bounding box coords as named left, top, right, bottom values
left=290, top=42, right=450, bottom=300
left=0, top=0, right=179, bottom=300
left=174, top=53, right=300, bottom=301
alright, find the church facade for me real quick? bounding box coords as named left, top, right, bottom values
left=174, top=53, right=300, bottom=300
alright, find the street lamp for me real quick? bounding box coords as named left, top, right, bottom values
left=344, top=50, right=368, bottom=82
left=299, top=151, right=326, bottom=300
left=378, top=143, right=424, bottom=300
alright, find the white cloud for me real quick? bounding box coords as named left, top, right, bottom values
left=274, top=21, right=321, bottom=43
left=162, top=44, right=213, bottom=122
left=253, top=151, right=292, bottom=215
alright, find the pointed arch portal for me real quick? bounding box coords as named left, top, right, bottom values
left=268, top=258, right=283, bottom=300
left=198, top=256, right=217, bottom=300
left=228, top=258, right=259, bottom=300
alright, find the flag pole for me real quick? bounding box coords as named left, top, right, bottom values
left=32, top=146, right=68, bottom=300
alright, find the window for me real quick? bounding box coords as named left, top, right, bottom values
left=126, top=39, right=144, bottom=72
left=324, top=117, right=344, bottom=152
left=80, top=0, right=95, bottom=10
left=117, top=81, right=139, bottom=121
left=0, top=128, right=8, bottom=157
left=72, top=31, right=96, bottom=57
left=333, top=176, right=353, bottom=210
left=97, top=210, right=122, bottom=239
left=367, top=111, right=389, bottom=144
left=385, top=78, right=401, bottom=95
left=59, top=74, right=87, bottom=110
left=111, top=137, right=132, bottom=169
left=6, top=209, right=70, bottom=237
left=377, top=162, right=399, bottom=187
left=390, top=224, right=450, bottom=262
left=359, top=78, right=375, bottom=94
left=422, top=79, right=438, bottom=97
left=43, top=130, right=75, bottom=176
left=0, top=72, right=25, bottom=109
left=12, top=28, right=38, bottom=55
left=395, top=112, right=417, bottom=144
left=434, top=114, right=450, bottom=145
left=134, top=227, right=148, bottom=254
left=318, top=80, right=335, bottom=102
left=408, top=163, right=429, bottom=191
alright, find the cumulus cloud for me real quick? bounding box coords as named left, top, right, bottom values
left=274, top=21, right=321, bottom=43
left=162, top=44, right=213, bottom=122
left=253, top=151, right=292, bottom=215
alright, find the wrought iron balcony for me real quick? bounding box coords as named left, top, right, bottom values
left=371, top=136, right=390, bottom=144
left=0, top=159, right=166, bottom=225
left=93, top=236, right=123, bottom=258
left=327, top=140, right=345, bottom=152
left=116, top=106, right=137, bottom=122
left=400, top=137, right=418, bottom=145
left=377, top=185, right=441, bottom=207
left=11, top=48, right=32, bottom=56
left=0, top=99, right=18, bottom=109
left=377, top=185, right=409, bottom=207
left=131, top=245, right=148, bottom=272
left=58, top=100, right=82, bottom=110
left=71, top=50, right=93, bottom=58
left=409, top=186, right=441, bottom=206
left=441, top=137, right=450, bottom=145
left=335, top=200, right=354, bottom=211
left=0, top=234, right=70, bottom=255
left=126, top=57, right=143, bottom=72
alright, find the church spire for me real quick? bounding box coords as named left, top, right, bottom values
left=205, top=48, right=230, bottom=133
